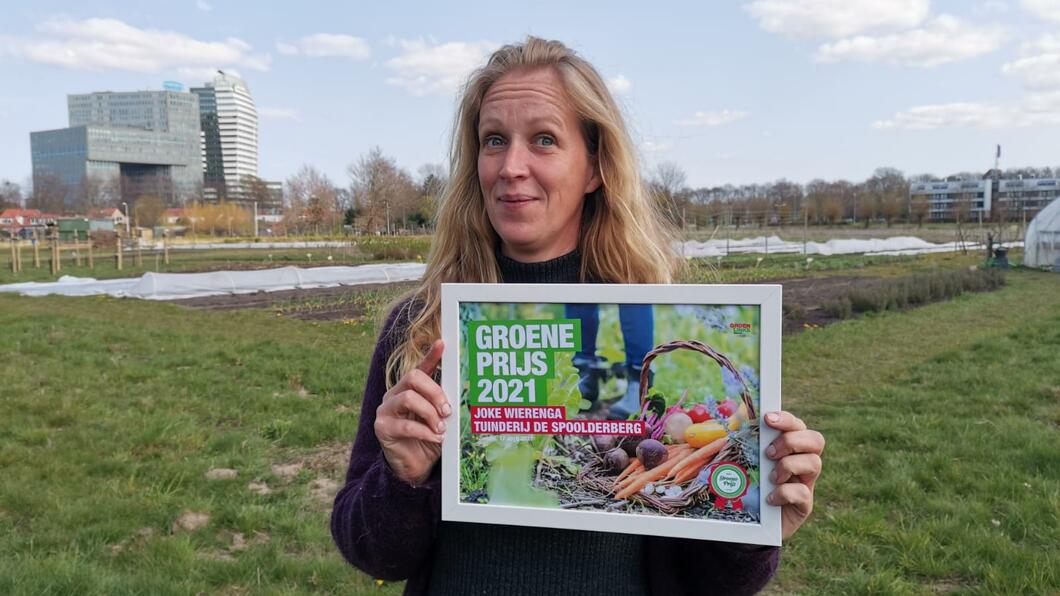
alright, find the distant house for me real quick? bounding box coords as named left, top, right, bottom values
left=164, top=208, right=186, bottom=225
left=0, top=208, right=55, bottom=238
left=88, top=207, right=127, bottom=228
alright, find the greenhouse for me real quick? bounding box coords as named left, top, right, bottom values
left=1024, top=197, right=1060, bottom=269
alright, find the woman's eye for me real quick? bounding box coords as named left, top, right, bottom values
left=537, top=135, right=556, bottom=147
left=483, top=135, right=504, bottom=147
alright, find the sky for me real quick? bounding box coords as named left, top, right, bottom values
left=1, top=0, right=1058, bottom=191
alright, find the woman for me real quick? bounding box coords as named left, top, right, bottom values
left=332, top=37, right=824, bottom=595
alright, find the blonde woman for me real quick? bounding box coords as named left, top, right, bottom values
left=332, top=37, right=824, bottom=595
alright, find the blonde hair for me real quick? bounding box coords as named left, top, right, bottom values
left=385, top=36, right=682, bottom=386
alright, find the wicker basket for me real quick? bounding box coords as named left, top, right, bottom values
left=574, top=339, right=759, bottom=514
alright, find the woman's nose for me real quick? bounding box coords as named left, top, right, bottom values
left=499, top=142, right=530, bottom=180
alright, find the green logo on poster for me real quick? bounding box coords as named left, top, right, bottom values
left=709, top=463, right=748, bottom=499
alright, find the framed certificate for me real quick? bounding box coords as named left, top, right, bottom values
left=440, top=283, right=782, bottom=546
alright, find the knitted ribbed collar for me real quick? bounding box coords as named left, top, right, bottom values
left=496, top=247, right=582, bottom=284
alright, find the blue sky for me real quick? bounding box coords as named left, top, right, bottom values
left=1, top=0, right=1058, bottom=190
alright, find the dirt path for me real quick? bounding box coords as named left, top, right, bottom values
left=174, top=275, right=882, bottom=333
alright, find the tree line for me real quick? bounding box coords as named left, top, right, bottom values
left=4, top=156, right=1057, bottom=233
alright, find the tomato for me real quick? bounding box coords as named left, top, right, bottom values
left=717, top=399, right=739, bottom=418
left=687, top=403, right=712, bottom=423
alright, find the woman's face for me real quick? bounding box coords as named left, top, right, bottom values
left=477, top=67, right=601, bottom=262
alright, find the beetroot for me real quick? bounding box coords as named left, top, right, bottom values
left=620, top=436, right=645, bottom=458
left=603, top=448, right=630, bottom=474
left=636, top=439, right=668, bottom=470
left=592, top=434, right=617, bottom=454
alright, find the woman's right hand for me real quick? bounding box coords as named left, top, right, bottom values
left=374, top=339, right=451, bottom=486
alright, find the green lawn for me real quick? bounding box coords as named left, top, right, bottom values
left=0, top=266, right=1056, bottom=595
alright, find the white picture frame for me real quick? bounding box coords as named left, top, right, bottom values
left=440, top=283, right=782, bottom=546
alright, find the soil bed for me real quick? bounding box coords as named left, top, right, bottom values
left=174, top=275, right=880, bottom=333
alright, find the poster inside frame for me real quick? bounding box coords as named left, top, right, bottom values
left=440, top=283, right=782, bottom=546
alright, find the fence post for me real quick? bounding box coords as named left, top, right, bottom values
left=87, top=232, right=94, bottom=269
left=163, top=230, right=170, bottom=265
left=74, top=234, right=82, bottom=267
left=116, top=232, right=123, bottom=271
left=9, top=237, right=17, bottom=274
left=51, top=228, right=60, bottom=275
left=33, top=229, right=40, bottom=268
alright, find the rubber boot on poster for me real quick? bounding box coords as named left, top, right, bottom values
left=572, top=354, right=606, bottom=409
left=608, top=364, right=653, bottom=420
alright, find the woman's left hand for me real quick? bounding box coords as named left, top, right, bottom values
left=763, top=410, right=825, bottom=540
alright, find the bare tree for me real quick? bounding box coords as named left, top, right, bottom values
left=649, top=161, right=689, bottom=226
left=27, top=173, right=68, bottom=213
left=74, top=174, right=119, bottom=213
left=285, top=165, right=338, bottom=235
left=866, top=167, right=908, bottom=226
left=133, top=195, right=166, bottom=228
left=348, top=147, right=419, bottom=234
left=0, top=180, right=22, bottom=210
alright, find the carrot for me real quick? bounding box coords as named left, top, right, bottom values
left=667, top=437, right=726, bottom=479
left=614, top=446, right=690, bottom=492
left=672, top=463, right=705, bottom=485
left=613, top=459, right=643, bottom=487
left=614, top=454, right=689, bottom=500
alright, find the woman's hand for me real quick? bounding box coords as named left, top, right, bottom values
left=763, top=411, right=824, bottom=540
left=374, top=340, right=451, bottom=486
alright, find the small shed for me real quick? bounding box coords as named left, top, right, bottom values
left=58, top=218, right=90, bottom=242
left=1024, top=198, right=1060, bottom=269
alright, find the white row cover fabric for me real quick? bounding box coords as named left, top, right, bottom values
left=1024, top=198, right=1060, bottom=269
left=677, top=235, right=1021, bottom=258
left=0, top=263, right=427, bottom=300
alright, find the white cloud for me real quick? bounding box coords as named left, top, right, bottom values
left=0, top=17, right=269, bottom=73
left=814, top=15, right=1005, bottom=67
left=674, top=109, right=749, bottom=127
left=973, top=0, right=1010, bottom=15
left=1003, top=34, right=1060, bottom=89
left=258, top=106, right=300, bottom=120
left=641, top=140, right=672, bottom=153
left=196, top=0, right=213, bottom=11
left=276, top=33, right=370, bottom=61
left=872, top=93, right=1060, bottom=129
left=1020, top=0, right=1060, bottom=22
left=744, top=0, right=929, bottom=38
left=607, top=75, right=632, bottom=95
left=385, top=38, right=498, bottom=96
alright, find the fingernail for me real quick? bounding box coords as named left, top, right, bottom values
left=767, top=492, right=777, bottom=505
left=441, top=403, right=452, bottom=417
left=770, top=469, right=778, bottom=482
left=436, top=421, right=446, bottom=433
left=767, top=412, right=780, bottom=423
left=766, top=444, right=777, bottom=458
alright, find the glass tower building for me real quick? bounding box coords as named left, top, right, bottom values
left=30, top=88, right=203, bottom=205
left=191, top=72, right=259, bottom=201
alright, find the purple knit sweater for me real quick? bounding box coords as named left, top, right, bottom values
left=331, top=251, right=781, bottom=595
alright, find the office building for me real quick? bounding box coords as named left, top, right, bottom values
left=30, top=85, right=203, bottom=206
left=910, top=174, right=1059, bottom=222
left=191, top=72, right=259, bottom=201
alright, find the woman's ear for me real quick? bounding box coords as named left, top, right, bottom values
left=584, top=157, right=602, bottom=194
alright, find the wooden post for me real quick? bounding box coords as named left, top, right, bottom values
left=87, top=232, right=94, bottom=269
left=163, top=230, right=170, bottom=265
left=136, top=240, right=143, bottom=267
left=9, top=238, right=17, bottom=274
left=50, top=229, right=60, bottom=274
left=33, top=229, right=40, bottom=268
left=74, top=234, right=82, bottom=267
left=116, top=232, right=123, bottom=271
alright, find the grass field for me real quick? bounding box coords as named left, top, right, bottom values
left=0, top=258, right=1056, bottom=594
